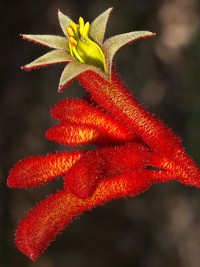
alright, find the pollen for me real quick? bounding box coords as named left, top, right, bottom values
left=66, top=26, right=74, bottom=37
left=69, top=37, right=77, bottom=46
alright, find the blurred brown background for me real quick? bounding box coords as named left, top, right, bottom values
left=1, top=0, right=200, bottom=266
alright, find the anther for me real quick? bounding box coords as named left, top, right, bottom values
left=66, top=27, right=74, bottom=37
left=69, top=37, right=77, bottom=46
left=69, top=21, right=77, bottom=33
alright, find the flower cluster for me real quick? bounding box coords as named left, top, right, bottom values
left=8, top=8, right=200, bottom=261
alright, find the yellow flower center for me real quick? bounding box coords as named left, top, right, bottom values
left=66, top=17, right=107, bottom=73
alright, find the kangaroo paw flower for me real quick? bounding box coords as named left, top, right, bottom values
left=79, top=71, right=200, bottom=185
left=51, top=98, right=135, bottom=141
left=15, top=170, right=153, bottom=260
left=64, top=143, right=150, bottom=198
left=8, top=6, right=200, bottom=261
left=21, top=8, right=154, bottom=91
left=49, top=98, right=137, bottom=145
left=7, top=152, right=82, bottom=188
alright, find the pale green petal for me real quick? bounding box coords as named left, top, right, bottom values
left=58, top=9, right=72, bottom=37
left=90, top=7, right=113, bottom=45
left=22, top=34, right=69, bottom=50
left=22, top=50, right=73, bottom=70
left=103, top=31, right=155, bottom=77
left=58, top=61, right=106, bottom=92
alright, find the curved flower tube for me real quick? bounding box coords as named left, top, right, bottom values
left=78, top=71, right=200, bottom=185
left=15, top=170, right=157, bottom=261
left=50, top=98, right=136, bottom=142
left=7, top=151, right=82, bottom=188
left=47, top=98, right=137, bottom=145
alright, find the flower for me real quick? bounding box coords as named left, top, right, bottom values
left=8, top=103, right=156, bottom=260
left=21, top=8, right=154, bottom=91
left=8, top=7, right=200, bottom=262
left=7, top=99, right=172, bottom=260
left=8, top=97, right=200, bottom=261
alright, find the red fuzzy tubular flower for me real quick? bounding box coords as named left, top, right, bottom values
left=8, top=7, right=200, bottom=261
left=79, top=71, right=200, bottom=186
left=8, top=151, right=82, bottom=188
left=15, top=170, right=155, bottom=261
left=50, top=98, right=136, bottom=143
left=46, top=98, right=136, bottom=146
left=64, top=143, right=150, bottom=198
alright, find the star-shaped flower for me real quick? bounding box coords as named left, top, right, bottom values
left=21, top=8, right=154, bottom=91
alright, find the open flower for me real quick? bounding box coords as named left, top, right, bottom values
left=21, top=7, right=154, bottom=91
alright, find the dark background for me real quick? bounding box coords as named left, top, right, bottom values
left=1, top=0, right=200, bottom=266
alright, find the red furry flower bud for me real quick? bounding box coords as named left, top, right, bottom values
left=15, top=170, right=153, bottom=260
left=7, top=152, right=82, bottom=188
left=50, top=98, right=136, bottom=142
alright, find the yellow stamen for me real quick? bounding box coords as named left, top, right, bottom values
left=69, top=37, right=77, bottom=46
left=66, top=17, right=107, bottom=73
left=70, top=21, right=77, bottom=33
left=66, top=26, right=74, bottom=37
